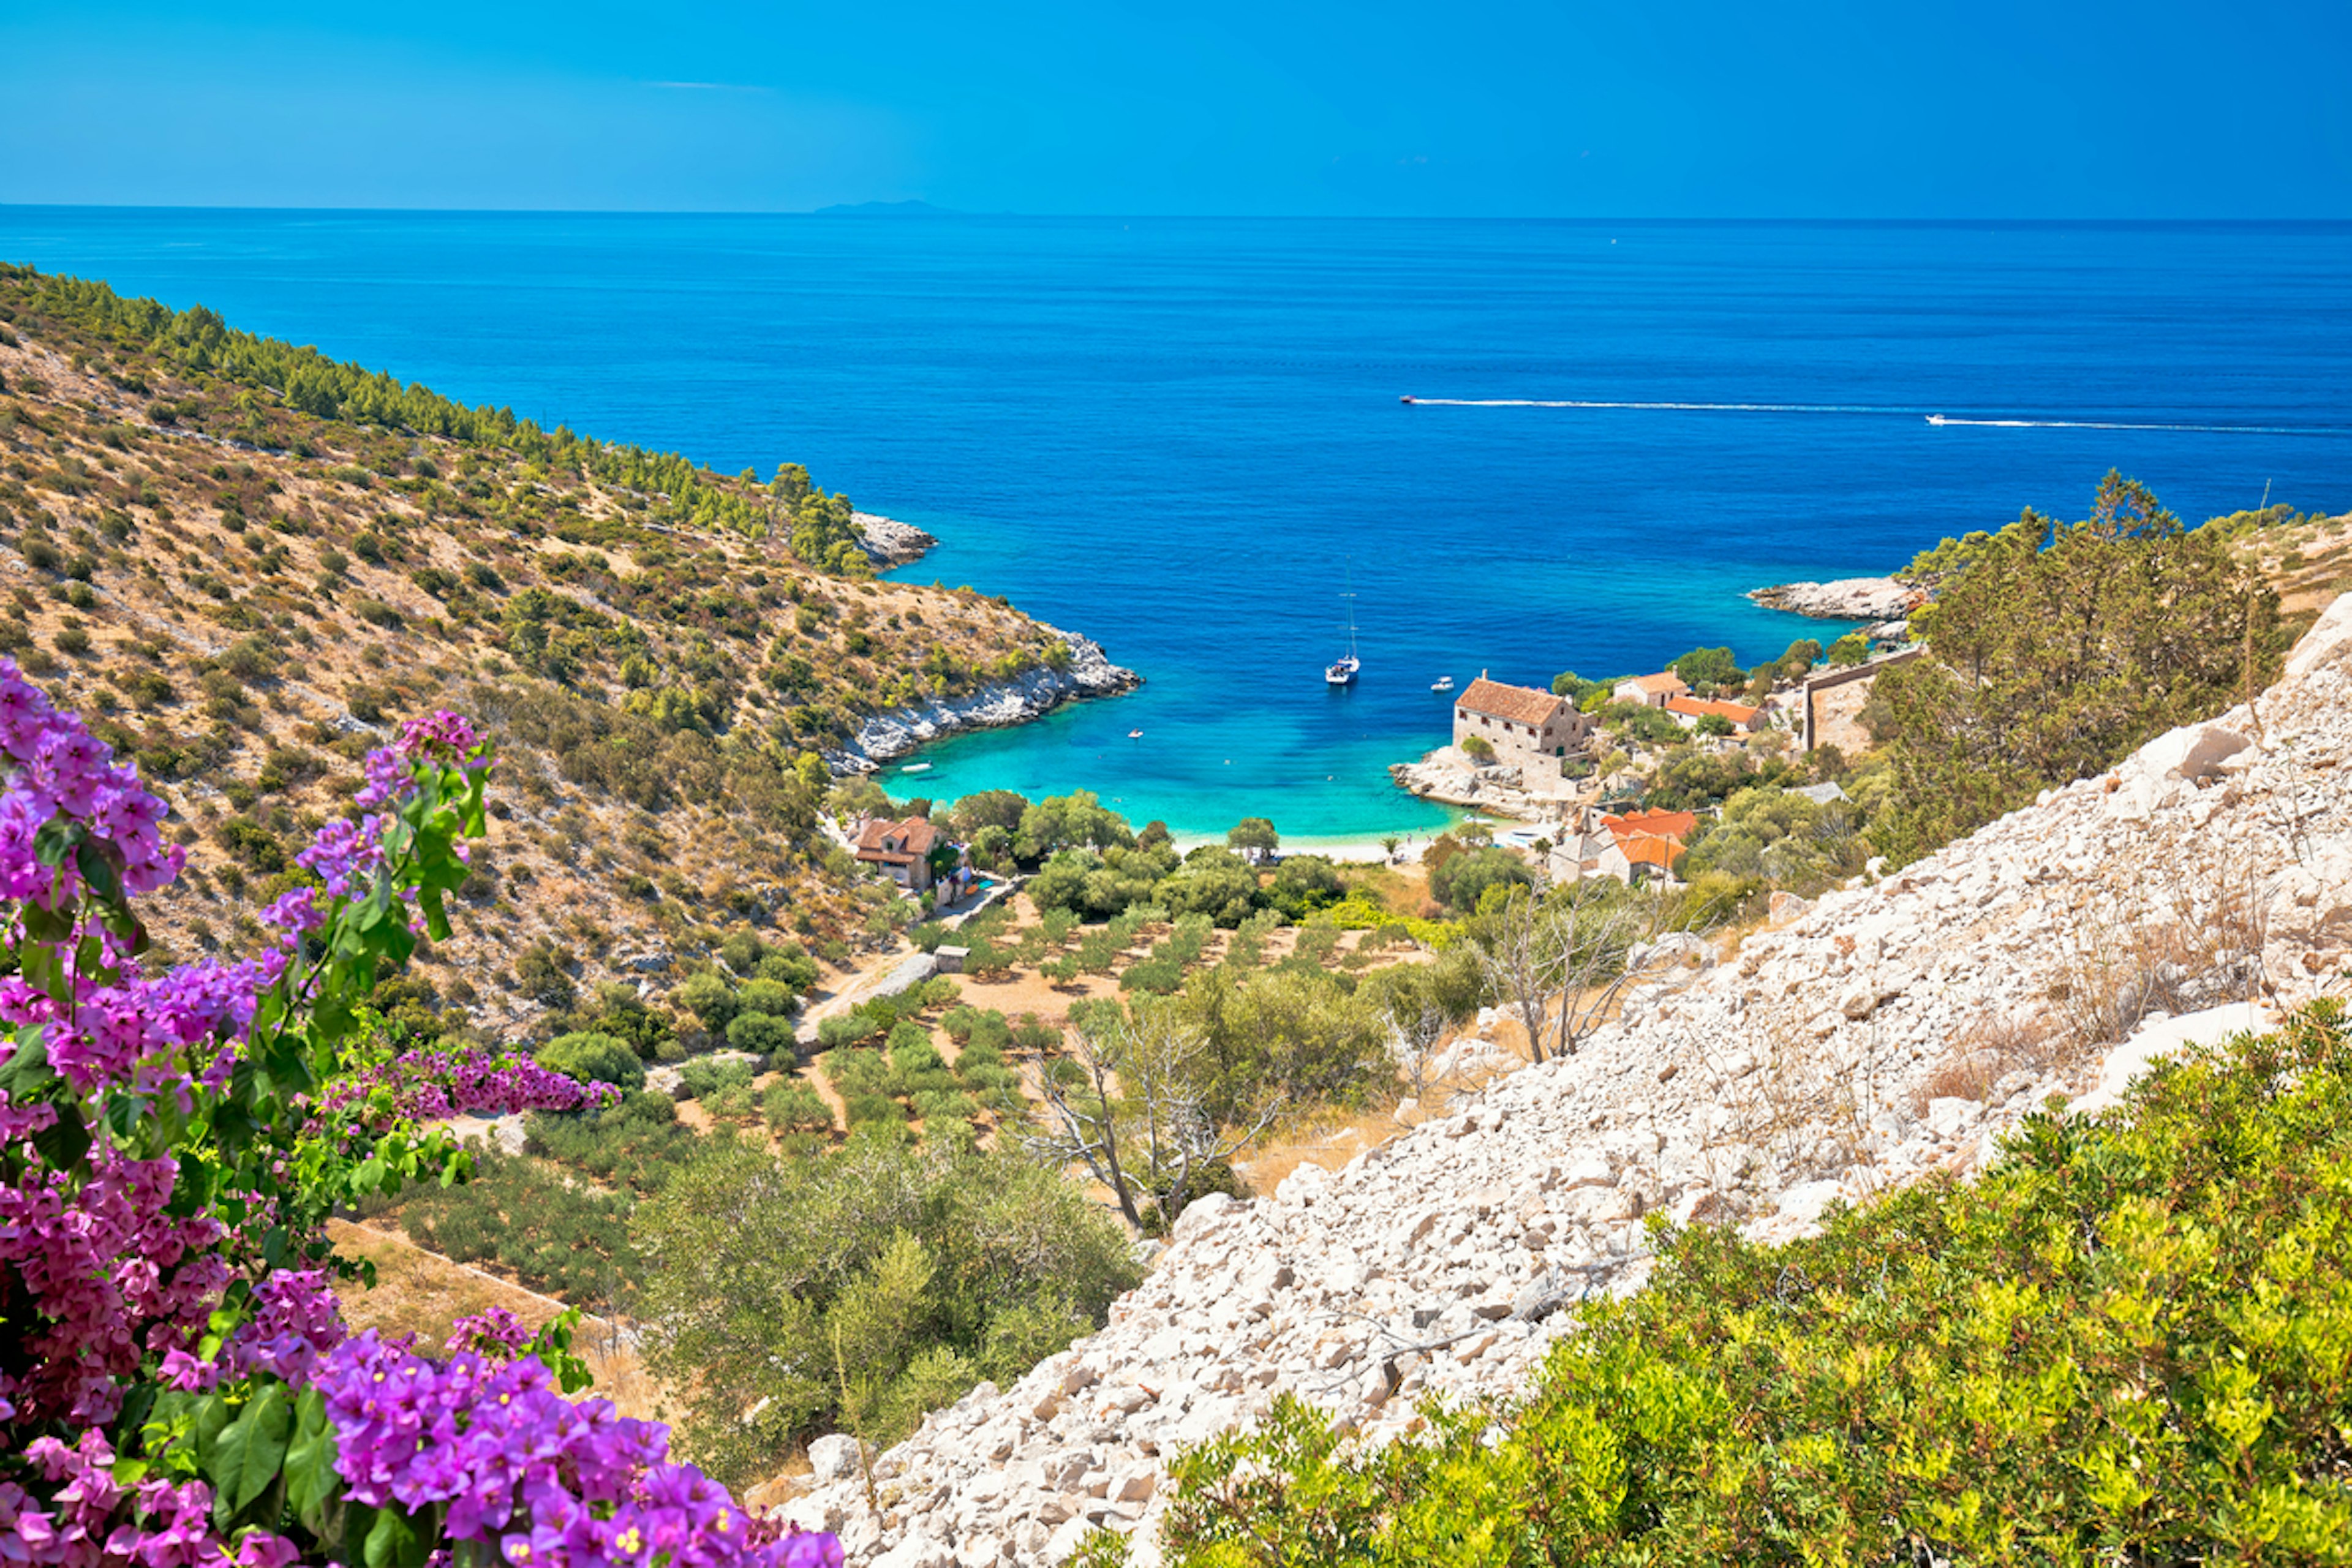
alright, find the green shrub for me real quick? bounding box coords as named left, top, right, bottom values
left=725, top=1011, right=794, bottom=1058
left=677, top=1056, right=758, bottom=1099
left=842, top=1091, right=905, bottom=1127
left=535, top=1030, right=646, bottom=1092
left=736, top=976, right=800, bottom=1017
left=1134, top=1003, right=2352, bottom=1567
left=761, top=1080, right=835, bottom=1135
left=1118, top=957, right=1183, bottom=995
left=633, top=1136, right=1142, bottom=1488
left=677, top=969, right=739, bottom=1031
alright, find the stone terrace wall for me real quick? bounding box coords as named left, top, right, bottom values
left=783, top=595, right=2352, bottom=1568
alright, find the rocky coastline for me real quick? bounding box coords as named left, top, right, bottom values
left=1390, top=752, right=1577, bottom=821
left=853, top=510, right=940, bottom=568
left=830, top=631, right=1141, bottom=773
left=1746, top=575, right=1918, bottom=620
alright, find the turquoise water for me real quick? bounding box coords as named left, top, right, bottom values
left=3, top=211, right=2346, bottom=837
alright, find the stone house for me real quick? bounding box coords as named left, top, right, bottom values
left=1453, top=675, right=1593, bottom=769
left=1664, top=696, right=1766, bottom=734
left=853, top=814, right=941, bottom=893
left=1548, top=805, right=1698, bottom=885
left=1612, top=672, right=1691, bottom=708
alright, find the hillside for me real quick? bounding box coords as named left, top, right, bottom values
left=0, top=264, right=1132, bottom=1035
left=780, top=590, right=2352, bottom=1566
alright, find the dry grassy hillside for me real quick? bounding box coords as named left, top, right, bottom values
left=0, top=264, right=1099, bottom=1038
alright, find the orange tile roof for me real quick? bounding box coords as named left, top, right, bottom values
left=1600, top=807, right=1699, bottom=845
left=1618, top=834, right=1684, bottom=870
left=1665, top=696, right=1762, bottom=724
left=1622, top=672, right=1691, bottom=696
left=1456, top=677, right=1566, bottom=727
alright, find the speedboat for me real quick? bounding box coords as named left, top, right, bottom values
left=1926, top=414, right=1948, bottom=426
left=1431, top=676, right=1455, bottom=693
left=899, top=762, right=931, bottom=773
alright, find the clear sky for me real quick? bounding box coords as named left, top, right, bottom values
left=3, top=0, right=2347, bottom=216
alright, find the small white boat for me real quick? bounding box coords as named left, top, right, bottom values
left=1926, top=413, right=1949, bottom=426
left=899, top=762, right=932, bottom=773
left=1128, top=728, right=1144, bottom=739
left=1431, top=676, right=1455, bottom=693
left=1325, top=562, right=1362, bottom=686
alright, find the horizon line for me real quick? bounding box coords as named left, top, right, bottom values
left=3, top=202, right=2350, bottom=226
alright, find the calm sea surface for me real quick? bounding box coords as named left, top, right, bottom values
left=2, top=210, right=2347, bottom=837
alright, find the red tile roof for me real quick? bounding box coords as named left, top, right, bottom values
left=1456, top=677, right=1567, bottom=727
left=1665, top=696, right=1762, bottom=725
left=1621, top=673, right=1691, bottom=697
left=854, top=816, right=939, bottom=865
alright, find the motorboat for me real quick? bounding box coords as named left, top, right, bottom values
left=1431, top=675, right=1455, bottom=693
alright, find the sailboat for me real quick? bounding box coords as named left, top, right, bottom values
left=1324, top=563, right=1362, bottom=686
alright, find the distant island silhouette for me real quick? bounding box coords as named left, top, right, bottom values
left=813, top=200, right=957, bottom=217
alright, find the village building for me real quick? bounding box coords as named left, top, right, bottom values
left=1452, top=674, right=1593, bottom=770
left=853, top=814, right=943, bottom=893
left=1611, top=671, right=1691, bottom=708
left=1548, top=804, right=1700, bottom=885
left=1664, top=695, right=1766, bottom=734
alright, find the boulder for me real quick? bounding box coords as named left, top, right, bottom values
left=806, top=1433, right=864, bottom=1483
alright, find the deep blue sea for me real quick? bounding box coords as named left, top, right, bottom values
left=3, top=209, right=2348, bottom=839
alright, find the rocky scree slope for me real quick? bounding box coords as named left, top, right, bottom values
left=782, top=592, right=2352, bottom=1568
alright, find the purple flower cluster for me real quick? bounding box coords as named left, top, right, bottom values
left=219, top=1269, right=349, bottom=1388
left=356, top=710, right=491, bottom=810
left=445, top=1308, right=532, bottom=1361
left=4, top=1428, right=303, bottom=1568
left=317, top=1335, right=833, bottom=1568
left=0, top=662, right=183, bottom=903
left=319, top=1039, right=615, bottom=1127
left=0, top=1148, right=228, bottom=1426
left=294, top=814, right=388, bottom=900
left=0, top=680, right=837, bottom=1568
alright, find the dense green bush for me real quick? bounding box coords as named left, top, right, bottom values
left=1125, top=1003, right=2352, bottom=1567
left=762, top=1080, right=835, bottom=1134
left=534, top=1028, right=645, bottom=1091
left=634, top=1137, right=1144, bottom=1488
left=1428, top=844, right=1532, bottom=913
left=725, top=1010, right=794, bottom=1057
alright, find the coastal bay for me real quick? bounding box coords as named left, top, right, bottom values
left=7, top=209, right=2343, bottom=835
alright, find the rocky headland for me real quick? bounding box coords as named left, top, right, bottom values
left=1747, top=575, right=1918, bottom=619
left=777, top=592, right=2352, bottom=1567
left=853, top=511, right=940, bottom=567
left=832, top=631, right=1142, bottom=772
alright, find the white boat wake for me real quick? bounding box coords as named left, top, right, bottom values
left=1399, top=396, right=2351, bottom=437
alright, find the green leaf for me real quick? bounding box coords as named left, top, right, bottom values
left=32, top=816, right=80, bottom=870
left=190, top=1390, right=232, bottom=1471
left=0, top=1026, right=53, bottom=1098
left=285, top=1387, right=342, bottom=1537
left=209, top=1382, right=293, bottom=1526
left=19, top=900, right=73, bottom=943
left=30, top=1102, right=91, bottom=1172
left=362, top=1503, right=426, bottom=1568
left=74, top=839, right=123, bottom=902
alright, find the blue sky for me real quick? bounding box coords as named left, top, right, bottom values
left=3, top=1, right=2346, bottom=216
